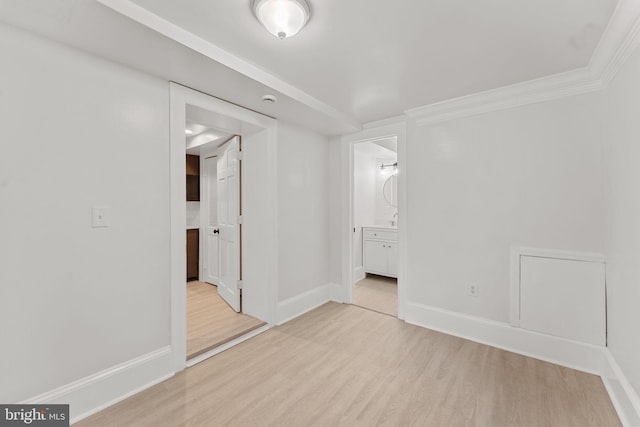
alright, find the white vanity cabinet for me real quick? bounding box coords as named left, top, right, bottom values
left=363, top=227, right=398, bottom=278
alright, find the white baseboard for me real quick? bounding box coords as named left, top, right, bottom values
left=328, top=282, right=344, bottom=303
left=21, top=346, right=174, bottom=424
left=353, top=266, right=365, bottom=283
left=405, top=302, right=605, bottom=375
left=602, top=350, right=640, bottom=427
left=276, top=283, right=339, bottom=325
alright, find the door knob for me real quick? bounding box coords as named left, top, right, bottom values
left=213, top=229, right=219, bottom=234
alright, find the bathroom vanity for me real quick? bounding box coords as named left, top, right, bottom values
left=363, top=226, right=398, bottom=278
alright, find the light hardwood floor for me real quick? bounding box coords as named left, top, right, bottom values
left=187, top=281, right=265, bottom=359
left=77, top=302, right=620, bottom=427
left=353, top=274, right=398, bottom=316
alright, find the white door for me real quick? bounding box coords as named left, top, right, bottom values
left=204, top=155, right=219, bottom=285
left=217, top=136, right=241, bottom=312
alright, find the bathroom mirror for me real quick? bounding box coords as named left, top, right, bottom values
left=383, top=174, right=398, bottom=208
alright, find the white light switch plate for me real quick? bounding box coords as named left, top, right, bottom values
left=92, top=207, right=110, bottom=228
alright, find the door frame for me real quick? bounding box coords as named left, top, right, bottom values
left=340, top=121, right=408, bottom=319
left=170, top=83, right=278, bottom=371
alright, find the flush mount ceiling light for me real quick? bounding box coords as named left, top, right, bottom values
left=252, top=0, right=311, bottom=40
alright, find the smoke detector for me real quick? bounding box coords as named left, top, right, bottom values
left=262, top=94, right=277, bottom=104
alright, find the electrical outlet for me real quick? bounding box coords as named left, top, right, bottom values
left=92, top=207, right=110, bottom=228
left=468, top=284, right=479, bottom=297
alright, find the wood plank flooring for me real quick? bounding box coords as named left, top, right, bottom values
left=77, top=302, right=620, bottom=427
left=187, top=281, right=265, bottom=359
left=353, top=274, right=398, bottom=316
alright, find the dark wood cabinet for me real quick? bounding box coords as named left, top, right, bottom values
left=186, top=229, right=199, bottom=281
left=186, top=154, right=200, bottom=201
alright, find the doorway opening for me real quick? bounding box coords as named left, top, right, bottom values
left=184, top=122, right=264, bottom=360
left=351, top=138, right=398, bottom=317
left=340, top=121, right=406, bottom=320
left=170, top=83, right=278, bottom=370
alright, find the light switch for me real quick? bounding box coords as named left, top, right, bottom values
left=92, top=207, right=110, bottom=228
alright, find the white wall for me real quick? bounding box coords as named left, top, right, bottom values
left=241, top=128, right=276, bottom=322
left=603, top=44, right=640, bottom=397
left=0, top=24, right=171, bottom=402
left=328, top=137, right=343, bottom=287
left=186, top=201, right=200, bottom=229
left=277, top=122, right=331, bottom=301
left=406, top=92, right=606, bottom=322
left=353, top=145, right=376, bottom=272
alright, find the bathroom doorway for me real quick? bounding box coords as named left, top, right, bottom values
left=351, top=139, right=399, bottom=317
left=338, top=121, right=409, bottom=320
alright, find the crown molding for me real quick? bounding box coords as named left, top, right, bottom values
left=600, top=19, right=640, bottom=86
left=590, top=0, right=640, bottom=85
left=406, top=68, right=603, bottom=127
left=406, top=0, right=640, bottom=127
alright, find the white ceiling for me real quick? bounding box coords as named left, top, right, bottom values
left=128, top=0, right=617, bottom=123
left=355, top=140, right=397, bottom=161
left=0, top=0, right=357, bottom=135
left=185, top=122, right=233, bottom=155
left=0, top=0, right=620, bottom=134
left=371, top=137, right=397, bottom=154
left=184, top=105, right=235, bottom=155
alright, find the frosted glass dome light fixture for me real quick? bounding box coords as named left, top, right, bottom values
left=253, top=0, right=311, bottom=40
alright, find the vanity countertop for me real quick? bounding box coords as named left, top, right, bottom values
left=362, top=225, right=397, bottom=230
